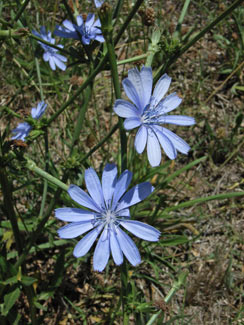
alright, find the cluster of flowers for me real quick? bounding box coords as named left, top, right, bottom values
left=12, top=1, right=195, bottom=272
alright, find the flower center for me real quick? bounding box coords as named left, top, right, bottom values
left=141, top=98, right=166, bottom=125
left=103, top=209, right=116, bottom=225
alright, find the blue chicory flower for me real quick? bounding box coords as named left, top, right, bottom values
left=32, top=26, right=67, bottom=71
left=55, top=163, right=160, bottom=272
left=113, top=67, right=195, bottom=167
left=54, top=13, right=104, bottom=45
left=11, top=101, right=47, bottom=141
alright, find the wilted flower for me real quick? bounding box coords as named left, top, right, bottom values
left=55, top=163, right=160, bottom=272
left=11, top=101, right=47, bottom=141
left=113, top=67, right=195, bottom=167
left=32, top=26, right=67, bottom=71
left=54, top=14, right=104, bottom=45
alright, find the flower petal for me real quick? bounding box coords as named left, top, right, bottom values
left=85, top=13, right=95, bottom=28
left=58, top=221, right=94, bottom=239
left=102, top=163, right=118, bottom=208
left=153, top=74, right=171, bottom=106
left=147, top=128, right=162, bottom=167
left=122, top=78, right=142, bottom=110
left=153, top=126, right=177, bottom=160
left=110, top=228, right=123, bottom=266
left=48, top=56, right=56, bottom=70
left=116, top=182, right=154, bottom=211
left=159, top=93, right=182, bottom=113
left=76, top=15, right=84, bottom=27
left=162, top=115, right=195, bottom=126
left=120, top=220, right=160, bottom=242
left=63, top=19, right=76, bottom=31
left=124, top=117, right=141, bottom=130
left=113, top=99, right=140, bottom=118
left=116, top=227, right=141, bottom=266
left=140, top=66, right=153, bottom=107
left=94, top=0, right=104, bottom=8
left=134, top=125, right=147, bottom=154
left=68, top=184, right=101, bottom=212
left=55, top=208, right=95, bottom=222
left=128, top=67, right=150, bottom=111
left=85, top=168, right=105, bottom=209
left=157, top=126, right=190, bottom=154
left=73, top=224, right=103, bottom=257
left=93, top=228, right=110, bottom=272
left=112, top=170, right=132, bottom=210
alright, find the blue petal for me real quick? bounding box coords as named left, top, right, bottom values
left=63, top=20, right=76, bottom=31
left=94, top=0, right=104, bottom=8
left=140, top=66, right=153, bottom=107
left=85, top=168, right=105, bottom=209
left=113, top=99, right=140, bottom=118
left=93, top=228, right=110, bottom=272
left=124, top=117, right=141, bottom=130
left=116, top=227, right=141, bottom=266
left=55, top=53, right=67, bottom=62
left=162, top=115, right=195, bottom=126
left=102, top=163, right=118, bottom=208
left=55, top=207, right=95, bottom=222
left=112, top=170, right=132, bottom=210
left=117, top=208, right=130, bottom=217
left=48, top=56, right=56, bottom=70
left=157, top=126, right=190, bottom=154
left=153, top=126, right=177, bottom=160
left=134, top=125, right=147, bottom=154
left=43, top=52, right=50, bottom=61
left=31, top=101, right=47, bottom=119
left=76, top=16, right=84, bottom=27
left=68, top=184, right=101, bottom=212
left=53, top=57, right=66, bottom=71
left=122, top=78, right=143, bottom=111
left=11, top=122, right=32, bottom=141
left=58, top=221, right=94, bottom=239
left=110, top=228, right=123, bottom=265
left=116, top=182, right=154, bottom=211
left=120, top=220, right=160, bottom=242
left=85, top=13, right=95, bottom=28
left=128, top=67, right=151, bottom=112
left=73, top=224, right=103, bottom=257
left=94, top=34, right=105, bottom=43
left=153, top=74, right=171, bottom=106
left=159, top=93, right=182, bottom=113
left=147, top=128, right=161, bottom=167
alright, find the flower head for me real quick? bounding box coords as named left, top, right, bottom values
left=113, top=67, right=195, bottom=167
left=54, top=14, right=104, bottom=45
left=11, top=101, right=47, bottom=141
left=55, top=163, right=160, bottom=272
left=32, top=26, right=67, bottom=71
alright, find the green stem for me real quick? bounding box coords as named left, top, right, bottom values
left=35, top=58, right=44, bottom=101
left=25, top=158, right=69, bottom=191
left=120, top=262, right=129, bottom=325
left=117, top=53, right=147, bottom=66
left=154, top=0, right=244, bottom=81
left=172, top=0, right=191, bottom=40
left=13, top=0, right=31, bottom=23
left=70, top=85, right=92, bottom=155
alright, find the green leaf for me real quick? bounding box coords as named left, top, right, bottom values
left=3, top=287, right=20, bottom=316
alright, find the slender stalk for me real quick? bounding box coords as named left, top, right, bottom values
left=70, top=85, right=92, bottom=155
left=13, top=0, right=31, bottom=23
left=102, top=7, right=127, bottom=171
left=25, top=158, right=69, bottom=191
